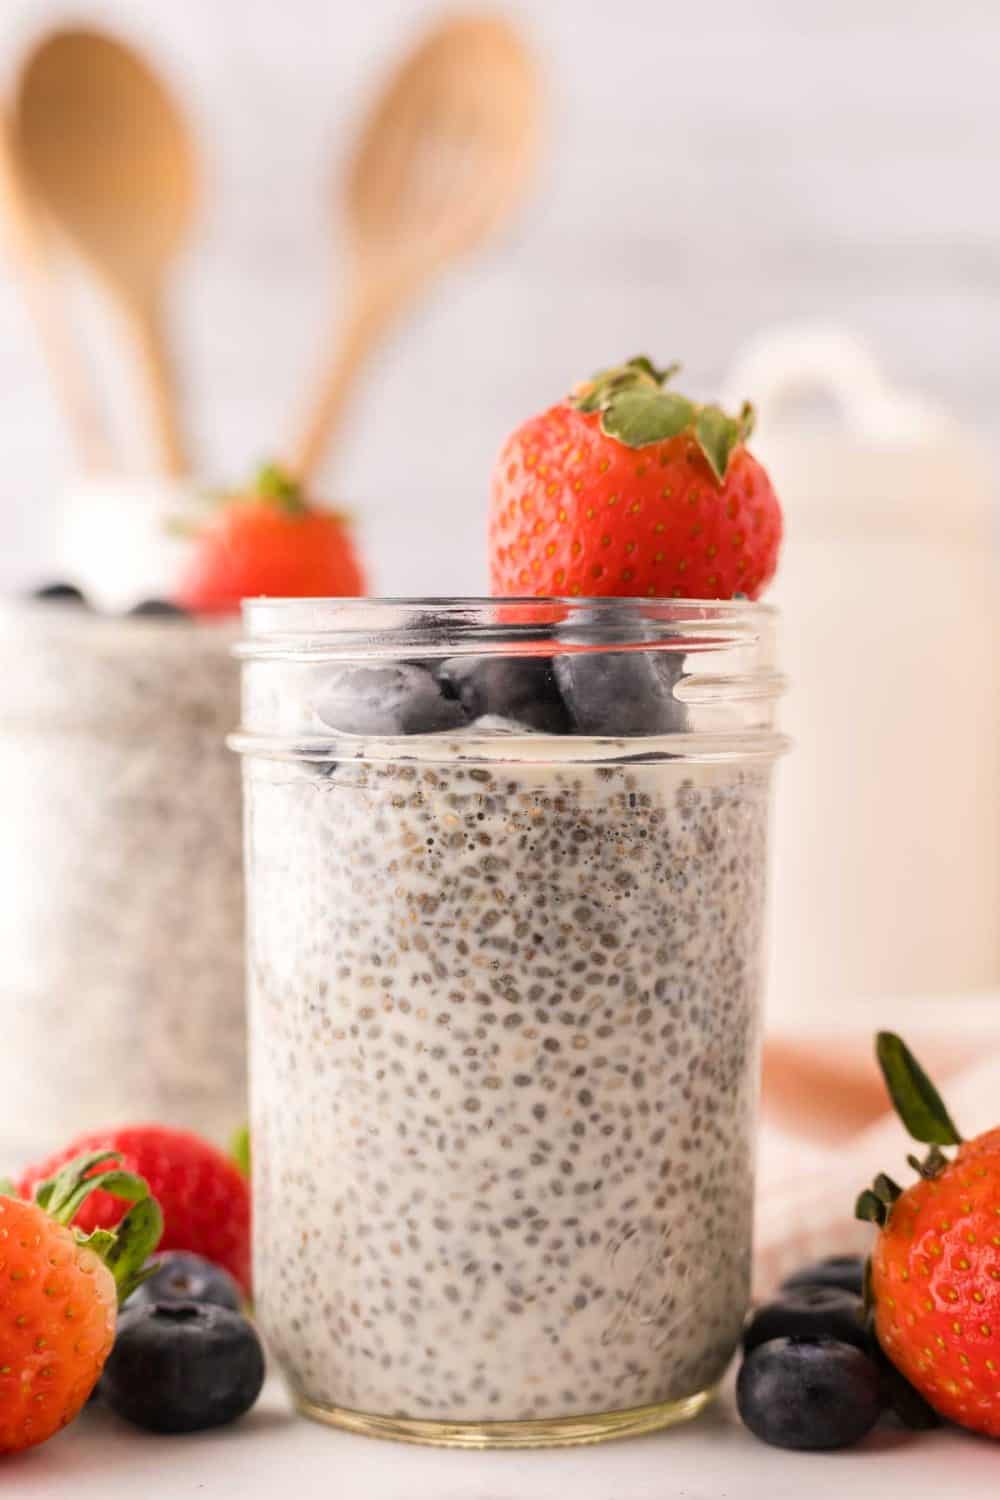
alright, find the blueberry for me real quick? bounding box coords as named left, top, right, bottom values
left=315, top=663, right=469, bottom=736
left=869, top=1331, right=941, bottom=1429
left=30, top=581, right=87, bottom=605
left=743, top=1287, right=867, bottom=1353
left=554, top=649, right=686, bottom=736
left=102, top=1301, right=265, bottom=1433
left=128, top=1251, right=242, bottom=1313
left=780, top=1254, right=866, bottom=1297
left=737, top=1337, right=882, bottom=1451
left=436, top=657, right=569, bottom=734
left=129, top=598, right=187, bottom=618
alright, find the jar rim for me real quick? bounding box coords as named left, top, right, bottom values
left=242, top=595, right=777, bottom=617
left=233, top=595, right=787, bottom=762
left=237, top=595, right=778, bottom=660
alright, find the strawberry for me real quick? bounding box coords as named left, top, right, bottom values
left=176, top=463, right=365, bottom=615
left=0, top=1152, right=161, bottom=1454
left=488, top=356, right=782, bottom=600
left=20, top=1125, right=251, bottom=1296
left=856, top=1032, right=1000, bottom=1437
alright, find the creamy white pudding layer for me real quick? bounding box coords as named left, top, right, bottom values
left=247, top=743, right=770, bottom=1423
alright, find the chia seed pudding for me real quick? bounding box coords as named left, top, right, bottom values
left=0, top=601, right=246, bottom=1152
left=236, top=598, right=785, bottom=1445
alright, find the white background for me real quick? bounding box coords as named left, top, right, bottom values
left=1, top=0, right=997, bottom=594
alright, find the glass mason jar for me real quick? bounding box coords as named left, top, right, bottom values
left=233, top=597, right=787, bottom=1448
left=0, top=600, right=246, bottom=1156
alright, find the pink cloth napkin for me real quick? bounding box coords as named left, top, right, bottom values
left=754, top=993, right=1000, bottom=1294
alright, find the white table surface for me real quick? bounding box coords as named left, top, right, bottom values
left=7, top=1375, right=993, bottom=1499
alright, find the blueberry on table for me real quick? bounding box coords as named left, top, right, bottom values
left=436, top=656, right=570, bottom=733
left=742, top=1286, right=867, bottom=1353
left=30, top=581, right=87, bottom=605
left=780, top=1254, right=866, bottom=1297
left=554, top=649, right=686, bottom=736
left=102, top=1301, right=265, bottom=1433
left=127, top=1251, right=243, bottom=1313
left=315, top=663, right=469, bottom=736
left=869, top=1330, right=942, bottom=1430
left=129, top=598, right=187, bottom=618
left=737, top=1337, right=883, bottom=1451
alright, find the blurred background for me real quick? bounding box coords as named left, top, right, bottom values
left=1, top=0, right=998, bottom=592
left=1, top=0, right=998, bottom=1171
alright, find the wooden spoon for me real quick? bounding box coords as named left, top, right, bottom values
left=0, top=108, right=111, bottom=471
left=288, top=13, right=540, bottom=485
left=15, top=26, right=197, bottom=476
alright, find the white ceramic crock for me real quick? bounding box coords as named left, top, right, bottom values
left=723, top=325, right=1000, bottom=1024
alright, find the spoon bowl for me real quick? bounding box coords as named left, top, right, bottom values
left=347, top=15, right=538, bottom=266
left=0, top=106, right=111, bottom=470
left=289, top=12, right=540, bottom=484
left=15, top=26, right=197, bottom=474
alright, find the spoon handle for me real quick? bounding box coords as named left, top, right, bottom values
left=0, top=116, right=112, bottom=472
left=287, top=277, right=398, bottom=486
left=127, top=287, right=187, bottom=476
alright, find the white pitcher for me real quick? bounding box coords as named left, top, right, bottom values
left=723, top=325, right=1000, bottom=1024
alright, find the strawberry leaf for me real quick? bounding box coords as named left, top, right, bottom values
left=906, top=1146, right=949, bottom=1180
left=230, top=1124, right=251, bottom=1178
left=54, top=1169, right=150, bottom=1228
left=76, top=1227, right=117, bottom=1259
left=855, top=1189, right=888, bottom=1227
left=876, top=1032, right=962, bottom=1146
left=572, top=362, right=657, bottom=413
left=624, top=355, right=680, bottom=385
left=600, top=390, right=695, bottom=448
left=38, top=1150, right=121, bottom=1221
left=872, top=1173, right=902, bottom=1204
left=30, top=1150, right=163, bottom=1305
left=572, top=383, right=609, bottom=415
left=568, top=356, right=753, bottom=475
left=101, top=1196, right=164, bottom=1305
left=694, top=403, right=755, bottom=483
left=255, top=462, right=307, bottom=515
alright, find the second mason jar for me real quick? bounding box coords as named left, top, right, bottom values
left=233, top=597, right=786, bottom=1447
left=0, top=599, right=245, bottom=1154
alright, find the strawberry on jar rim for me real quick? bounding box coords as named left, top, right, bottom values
left=488, top=356, right=782, bottom=600
left=176, top=463, right=366, bottom=615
